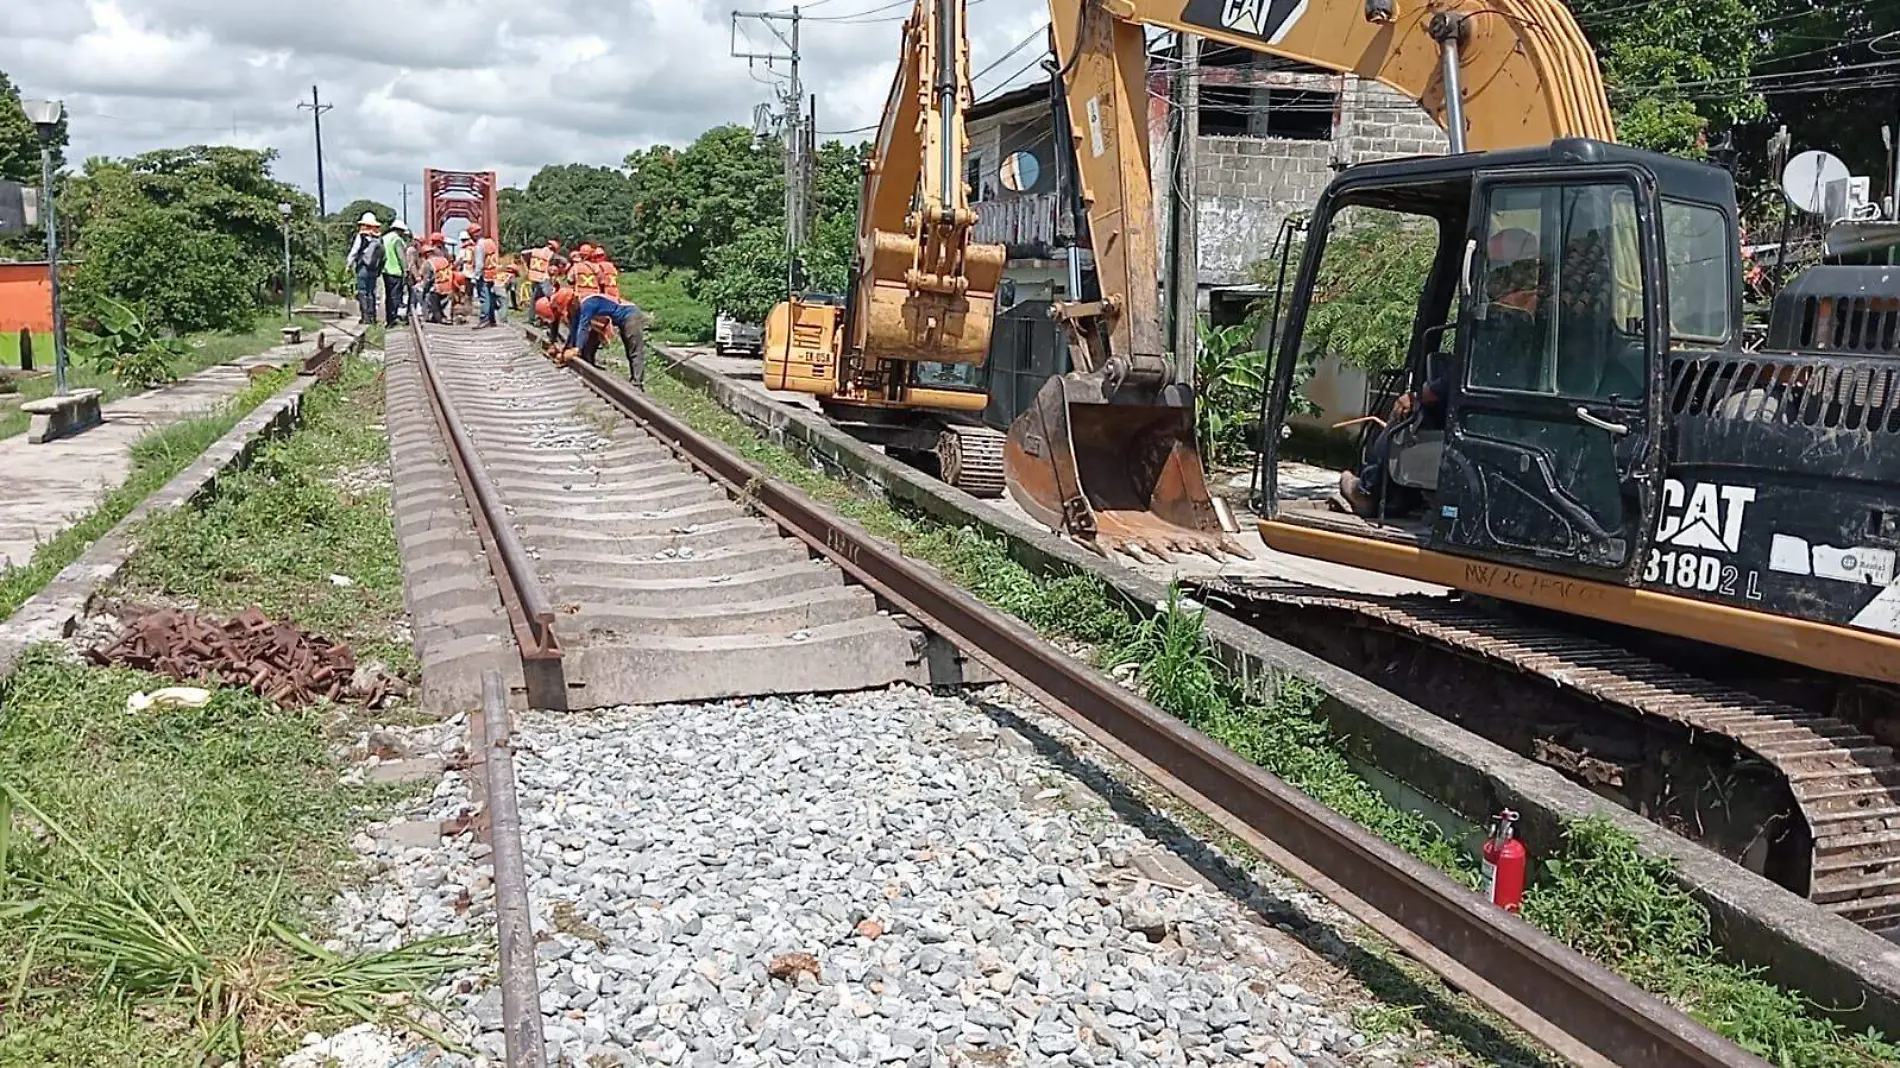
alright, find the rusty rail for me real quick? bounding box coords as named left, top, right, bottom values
left=481, top=669, right=547, bottom=1067
left=559, top=354, right=1767, bottom=1068
left=409, top=322, right=563, bottom=680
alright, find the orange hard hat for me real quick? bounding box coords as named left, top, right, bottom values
left=588, top=247, right=607, bottom=261
left=429, top=232, right=446, bottom=244
left=534, top=297, right=554, bottom=322
left=577, top=243, right=595, bottom=256
left=467, top=223, right=482, bottom=234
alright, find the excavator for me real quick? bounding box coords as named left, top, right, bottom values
left=1010, top=0, right=1900, bottom=930
left=761, top=0, right=1012, bottom=496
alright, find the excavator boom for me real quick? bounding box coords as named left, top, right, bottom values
left=1003, top=0, right=1615, bottom=559
left=765, top=0, right=1007, bottom=402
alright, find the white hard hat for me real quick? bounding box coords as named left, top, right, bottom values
left=391, top=219, right=409, bottom=232
left=358, top=211, right=381, bottom=226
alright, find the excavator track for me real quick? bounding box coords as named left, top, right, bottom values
left=1195, top=580, right=1900, bottom=931
left=938, top=424, right=1006, bottom=498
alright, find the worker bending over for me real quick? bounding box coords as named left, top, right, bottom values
left=564, top=291, right=648, bottom=387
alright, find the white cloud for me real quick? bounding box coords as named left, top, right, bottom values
left=0, top=0, right=1051, bottom=211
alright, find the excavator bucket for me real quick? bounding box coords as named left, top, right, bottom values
left=1004, top=370, right=1250, bottom=561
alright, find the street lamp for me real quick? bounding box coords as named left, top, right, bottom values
left=279, top=202, right=294, bottom=323
left=21, top=98, right=67, bottom=397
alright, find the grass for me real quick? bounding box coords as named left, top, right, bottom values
left=0, top=361, right=464, bottom=1065
left=0, top=368, right=297, bottom=622
left=640, top=356, right=1900, bottom=1068
left=0, top=313, right=320, bottom=441
left=0, top=650, right=470, bottom=1065
left=118, top=356, right=413, bottom=680
left=621, top=267, right=713, bottom=344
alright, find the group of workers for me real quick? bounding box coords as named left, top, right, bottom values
left=345, top=214, right=646, bottom=386
left=345, top=212, right=525, bottom=329
left=523, top=238, right=647, bottom=387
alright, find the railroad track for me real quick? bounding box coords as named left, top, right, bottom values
left=389, top=320, right=1766, bottom=1067
left=1193, top=581, right=1900, bottom=931
left=387, top=323, right=943, bottom=711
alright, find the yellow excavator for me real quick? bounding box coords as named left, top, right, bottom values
left=1018, top=0, right=1900, bottom=926
left=1005, top=0, right=1612, bottom=560
left=762, top=0, right=1011, bottom=495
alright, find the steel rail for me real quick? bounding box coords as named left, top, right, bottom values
left=559, top=354, right=1768, bottom=1068
left=409, top=321, right=562, bottom=664
left=481, top=668, right=547, bottom=1068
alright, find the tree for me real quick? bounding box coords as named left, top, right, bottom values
left=497, top=164, right=635, bottom=257
left=626, top=126, right=784, bottom=275
left=1572, top=0, right=1766, bottom=157
left=62, top=146, right=323, bottom=334
left=1740, top=0, right=1900, bottom=192
left=0, top=70, right=67, bottom=186
left=326, top=198, right=396, bottom=250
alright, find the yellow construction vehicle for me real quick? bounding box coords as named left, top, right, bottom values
left=1017, top=0, right=1900, bottom=925
left=1005, top=0, right=1614, bottom=561
left=763, top=0, right=1011, bottom=495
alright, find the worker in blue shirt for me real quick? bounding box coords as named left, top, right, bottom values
left=565, top=294, right=648, bottom=387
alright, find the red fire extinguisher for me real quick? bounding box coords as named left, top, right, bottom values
left=1482, top=809, right=1527, bottom=912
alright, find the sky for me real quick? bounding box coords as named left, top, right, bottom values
left=2, top=0, right=1051, bottom=215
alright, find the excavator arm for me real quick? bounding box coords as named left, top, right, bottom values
left=1004, top=0, right=1615, bottom=559
left=765, top=0, right=1007, bottom=405
left=851, top=0, right=1008, bottom=369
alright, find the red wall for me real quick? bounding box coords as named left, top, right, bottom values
left=0, top=263, right=53, bottom=333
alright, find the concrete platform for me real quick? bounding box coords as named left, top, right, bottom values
left=0, top=339, right=322, bottom=570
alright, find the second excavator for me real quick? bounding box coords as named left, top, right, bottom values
left=762, top=0, right=1011, bottom=496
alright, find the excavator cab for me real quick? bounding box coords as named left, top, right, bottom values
left=1260, top=138, right=1741, bottom=589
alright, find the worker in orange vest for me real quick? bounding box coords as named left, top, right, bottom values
left=524, top=239, right=564, bottom=308
left=591, top=246, right=621, bottom=300
left=569, top=244, right=603, bottom=298
left=468, top=223, right=501, bottom=328
left=423, top=235, right=455, bottom=324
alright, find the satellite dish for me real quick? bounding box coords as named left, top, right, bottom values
left=1782, top=150, right=1850, bottom=215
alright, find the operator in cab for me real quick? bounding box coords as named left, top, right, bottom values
left=1335, top=228, right=1543, bottom=520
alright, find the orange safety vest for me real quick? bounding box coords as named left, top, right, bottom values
left=570, top=259, right=602, bottom=296
left=595, top=260, right=620, bottom=299
left=477, top=237, right=500, bottom=283
left=528, top=248, right=553, bottom=283
left=429, top=254, right=454, bottom=295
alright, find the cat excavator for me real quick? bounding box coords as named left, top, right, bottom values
left=762, top=0, right=1012, bottom=496
left=1013, top=0, right=1900, bottom=930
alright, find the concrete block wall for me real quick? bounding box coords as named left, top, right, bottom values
left=1343, top=78, right=1449, bottom=164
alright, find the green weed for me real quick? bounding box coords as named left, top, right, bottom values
left=0, top=646, right=439, bottom=1065
left=118, top=357, right=410, bottom=677
left=0, top=368, right=296, bottom=622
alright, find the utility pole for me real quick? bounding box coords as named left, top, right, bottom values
left=401, top=183, right=410, bottom=224
left=731, top=6, right=805, bottom=296
left=1167, top=33, right=1202, bottom=382
left=297, top=86, right=333, bottom=220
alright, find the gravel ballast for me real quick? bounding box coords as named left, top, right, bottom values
left=331, top=686, right=1433, bottom=1068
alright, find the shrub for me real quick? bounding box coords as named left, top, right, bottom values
left=68, top=205, right=253, bottom=335
left=68, top=296, right=185, bottom=389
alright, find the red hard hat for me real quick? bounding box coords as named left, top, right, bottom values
left=429, top=232, right=446, bottom=244
left=534, top=297, right=554, bottom=321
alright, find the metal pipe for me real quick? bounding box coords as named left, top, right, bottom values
left=482, top=669, right=547, bottom=1068
left=933, top=0, right=960, bottom=222
left=1432, top=16, right=1469, bottom=155
left=41, top=143, right=68, bottom=397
